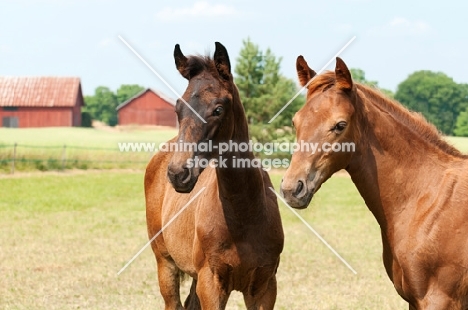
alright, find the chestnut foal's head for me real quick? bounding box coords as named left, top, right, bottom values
left=281, top=56, right=360, bottom=208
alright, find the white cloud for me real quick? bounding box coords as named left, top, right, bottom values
left=368, top=17, right=432, bottom=37
left=156, top=1, right=238, bottom=22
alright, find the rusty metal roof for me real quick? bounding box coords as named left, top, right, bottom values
left=0, top=76, right=83, bottom=107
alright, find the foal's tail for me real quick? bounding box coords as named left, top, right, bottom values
left=183, top=278, right=200, bottom=310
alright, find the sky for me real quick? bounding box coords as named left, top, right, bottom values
left=2, top=0, right=468, bottom=97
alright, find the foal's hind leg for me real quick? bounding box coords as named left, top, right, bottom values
left=184, top=279, right=201, bottom=310
left=155, top=255, right=184, bottom=310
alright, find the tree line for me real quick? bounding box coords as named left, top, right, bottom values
left=82, top=84, right=145, bottom=127
left=84, top=38, right=468, bottom=137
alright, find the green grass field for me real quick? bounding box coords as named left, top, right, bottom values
left=0, top=170, right=407, bottom=309
left=0, top=127, right=177, bottom=147
left=0, top=127, right=178, bottom=173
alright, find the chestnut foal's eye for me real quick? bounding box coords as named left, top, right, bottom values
left=212, top=106, right=224, bottom=116
left=332, top=121, right=347, bottom=133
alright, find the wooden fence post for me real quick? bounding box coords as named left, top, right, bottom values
left=11, top=143, right=17, bottom=174
left=61, top=144, right=67, bottom=171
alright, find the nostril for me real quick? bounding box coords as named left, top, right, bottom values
left=293, top=180, right=304, bottom=198
left=167, top=167, right=176, bottom=178
left=180, top=167, right=191, bottom=184
left=167, top=165, right=191, bottom=185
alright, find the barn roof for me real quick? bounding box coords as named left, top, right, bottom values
left=0, top=76, right=83, bottom=107
left=116, top=88, right=176, bottom=111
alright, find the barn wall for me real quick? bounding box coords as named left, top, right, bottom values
left=72, top=104, right=81, bottom=127
left=72, top=93, right=84, bottom=126
left=118, top=91, right=176, bottom=127
left=0, top=107, right=73, bottom=128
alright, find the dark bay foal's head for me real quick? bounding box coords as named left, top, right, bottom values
left=281, top=56, right=361, bottom=208
left=167, top=42, right=243, bottom=193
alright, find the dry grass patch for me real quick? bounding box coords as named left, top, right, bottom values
left=0, top=170, right=405, bottom=309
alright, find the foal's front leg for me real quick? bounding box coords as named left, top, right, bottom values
left=243, top=276, right=277, bottom=310
left=196, top=266, right=230, bottom=310
left=155, top=255, right=184, bottom=310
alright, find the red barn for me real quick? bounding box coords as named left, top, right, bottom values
left=116, top=88, right=177, bottom=127
left=0, top=77, right=84, bottom=128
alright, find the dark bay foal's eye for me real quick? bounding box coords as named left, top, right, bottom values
left=212, top=106, right=224, bottom=116
left=332, top=121, right=347, bottom=133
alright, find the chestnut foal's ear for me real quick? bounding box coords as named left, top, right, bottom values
left=296, top=55, right=317, bottom=87
left=335, top=57, right=353, bottom=91
left=214, top=42, right=231, bottom=81
left=174, top=44, right=189, bottom=80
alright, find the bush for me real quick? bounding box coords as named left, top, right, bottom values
left=81, top=111, right=92, bottom=127
left=249, top=124, right=295, bottom=160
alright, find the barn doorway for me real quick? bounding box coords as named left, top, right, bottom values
left=2, top=117, right=19, bottom=128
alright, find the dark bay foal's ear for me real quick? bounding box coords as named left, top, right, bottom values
left=335, top=57, right=353, bottom=91
left=296, top=55, right=317, bottom=87
left=174, top=44, right=189, bottom=80
left=214, top=42, right=231, bottom=81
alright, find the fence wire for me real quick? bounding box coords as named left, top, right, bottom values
left=0, top=143, right=154, bottom=174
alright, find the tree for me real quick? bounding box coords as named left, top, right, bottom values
left=395, top=71, right=468, bottom=135
left=350, top=68, right=378, bottom=87
left=234, top=39, right=304, bottom=145
left=83, top=86, right=119, bottom=126
left=81, top=111, right=92, bottom=127
left=234, top=38, right=304, bottom=137
left=454, top=83, right=468, bottom=136
left=234, top=38, right=265, bottom=124
left=350, top=68, right=394, bottom=98
left=454, top=108, right=468, bottom=136
left=116, top=84, right=145, bottom=104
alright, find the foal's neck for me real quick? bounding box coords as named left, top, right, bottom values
left=215, top=97, right=266, bottom=215
left=346, top=92, right=462, bottom=237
